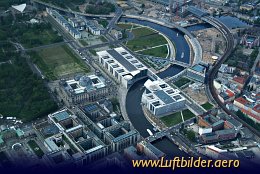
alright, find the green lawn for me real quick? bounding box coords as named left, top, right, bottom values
left=131, top=27, right=156, bottom=38
left=126, top=26, right=168, bottom=52
left=30, top=45, right=90, bottom=80
left=201, top=102, right=214, bottom=110
left=117, top=23, right=134, bottom=30
left=173, top=77, right=192, bottom=88
left=98, top=19, right=109, bottom=28
left=160, top=112, right=183, bottom=127
left=99, top=36, right=107, bottom=42
left=139, top=45, right=168, bottom=58
left=126, top=34, right=167, bottom=51
left=79, top=39, right=88, bottom=46
left=28, top=140, right=44, bottom=158
left=19, top=29, right=62, bottom=48
left=182, top=109, right=195, bottom=121
left=89, top=49, right=97, bottom=56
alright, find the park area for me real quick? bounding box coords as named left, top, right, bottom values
left=117, top=23, right=169, bottom=58
left=30, top=45, right=90, bottom=80
left=160, top=109, right=195, bottom=127
left=201, top=102, right=214, bottom=111
left=0, top=55, right=58, bottom=121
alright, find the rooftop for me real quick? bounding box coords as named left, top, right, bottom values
left=107, top=49, right=137, bottom=72
left=154, top=90, right=174, bottom=104
left=64, top=74, right=106, bottom=95
left=191, top=64, right=206, bottom=73
left=53, top=110, right=71, bottom=122
left=235, top=97, right=249, bottom=105
left=233, top=76, right=246, bottom=85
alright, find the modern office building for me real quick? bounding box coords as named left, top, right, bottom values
left=97, top=47, right=148, bottom=88
left=60, top=74, right=116, bottom=104
left=142, top=79, right=186, bottom=117
left=187, top=63, right=208, bottom=83
left=68, top=17, right=86, bottom=31
left=85, top=20, right=104, bottom=35
left=46, top=8, right=81, bottom=39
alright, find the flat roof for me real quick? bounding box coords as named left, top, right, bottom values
left=113, top=130, right=137, bottom=143
left=191, top=64, right=206, bottom=73
left=53, top=111, right=70, bottom=122
left=107, top=49, right=137, bottom=72
left=154, top=90, right=175, bottom=104
left=83, top=104, right=99, bottom=113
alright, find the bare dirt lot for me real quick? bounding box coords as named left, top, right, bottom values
left=183, top=83, right=209, bottom=105
left=192, top=28, right=226, bottom=64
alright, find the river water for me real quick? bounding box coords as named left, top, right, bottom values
left=122, top=17, right=205, bottom=156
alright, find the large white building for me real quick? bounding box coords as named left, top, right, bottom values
left=97, top=47, right=148, bottom=88
left=141, top=79, right=186, bottom=117
left=60, top=74, right=116, bottom=104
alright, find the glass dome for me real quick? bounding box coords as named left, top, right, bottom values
left=79, top=76, right=92, bottom=87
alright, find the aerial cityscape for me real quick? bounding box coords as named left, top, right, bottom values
left=0, top=0, right=260, bottom=173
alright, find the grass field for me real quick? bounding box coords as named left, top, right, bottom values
left=28, top=140, right=44, bottom=158
left=139, top=45, right=168, bottom=58
left=117, top=23, right=137, bottom=30
left=30, top=45, right=90, bottom=80
left=126, top=34, right=167, bottom=51
left=89, top=49, right=97, bottom=56
left=131, top=27, right=156, bottom=38
left=160, top=112, right=182, bottom=127
left=201, top=102, right=214, bottom=110
left=20, top=29, right=62, bottom=48
left=160, top=109, right=195, bottom=127
left=79, top=39, right=88, bottom=46
left=123, top=25, right=168, bottom=52
left=182, top=109, right=196, bottom=121
left=173, top=77, right=192, bottom=88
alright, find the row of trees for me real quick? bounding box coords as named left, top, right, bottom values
left=225, top=46, right=259, bottom=71
left=236, top=110, right=260, bottom=132
left=41, top=0, right=85, bottom=8
left=86, top=1, right=115, bottom=15
left=0, top=14, right=62, bottom=47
